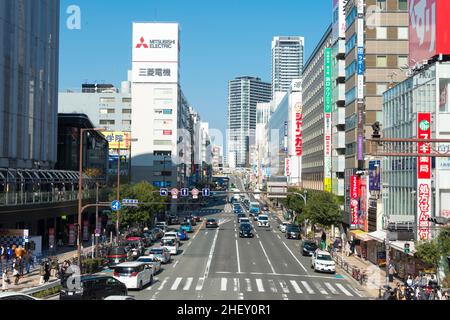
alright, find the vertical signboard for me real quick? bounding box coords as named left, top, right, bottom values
left=332, top=0, right=347, bottom=43
left=285, top=158, right=291, bottom=177
left=369, top=160, right=381, bottom=191
left=350, top=175, right=359, bottom=227
left=324, top=48, right=333, bottom=192
left=294, top=103, right=303, bottom=157
left=417, top=113, right=432, bottom=240
left=357, top=0, right=365, bottom=165
left=68, top=224, right=76, bottom=246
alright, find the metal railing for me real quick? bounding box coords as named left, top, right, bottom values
left=0, top=189, right=96, bottom=207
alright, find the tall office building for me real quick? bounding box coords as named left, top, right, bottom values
left=227, top=76, right=271, bottom=168
left=272, top=36, right=304, bottom=99
left=0, top=0, right=60, bottom=169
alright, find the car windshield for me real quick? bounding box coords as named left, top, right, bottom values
left=287, top=226, right=300, bottom=232
left=107, top=247, right=127, bottom=256
left=150, top=249, right=163, bottom=254
left=317, top=254, right=332, bottom=261
left=162, top=239, right=175, bottom=246
left=240, top=224, right=251, bottom=230
left=238, top=214, right=245, bottom=217
left=138, top=258, right=156, bottom=263
left=304, top=242, right=317, bottom=249
left=207, top=219, right=216, bottom=222
left=114, top=267, right=137, bottom=274
left=258, top=216, right=268, bottom=221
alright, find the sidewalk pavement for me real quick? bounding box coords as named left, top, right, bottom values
left=2, top=243, right=95, bottom=293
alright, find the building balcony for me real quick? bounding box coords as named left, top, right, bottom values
left=333, top=83, right=346, bottom=102
left=332, top=131, right=346, bottom=150
left=332, top=154, right=346, bottom=173
left=332, top=106, right=346, bottom=126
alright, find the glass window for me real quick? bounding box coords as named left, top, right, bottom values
left=154, top=140, right=172, bottom=146
left=107, top=108, right=115, bottom=114
left=163, top=109, right=173, bottom=115
left=122, top=120, right=131, bottom=126
left=99, top=97, right=115, bottom=103
left=122, top=109, right=132, bottom=114
left=122, top=98, right=131, bottom=103
left=398, top=55, right=408, bottom=68
left=377, top=0, right=387, bottom=10
left=398, top=27, right=408, bottom=39
left=99, top=120, right=115, bottom=125
left=376, top=56, right=387, bottom=67
left=398, top=0, right=408, bottom=10
left=376, top=27, right=387, bottom=39
left=99, top=108, right=108, bottom=114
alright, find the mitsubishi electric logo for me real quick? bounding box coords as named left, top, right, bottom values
left=136, top=37, right=148, bottom=48
left=135, top=36, right=176, bottom=49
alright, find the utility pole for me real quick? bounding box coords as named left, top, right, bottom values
left=116, top=140, right=121, bottom=244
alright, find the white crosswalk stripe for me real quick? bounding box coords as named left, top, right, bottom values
left=195, top=277, right=205, bottom=291
left=233, top=278, right=239, bottom=292
left=245, top=278, right=252, bottom=292
left=268, top=279, right=277, bottom=293
left=336, top=283, right=353, bottom=296
left=290, top=280, right=303, bottom=294
left=313, top=282, right=328, bottom=295
left=279, top=280, right=290, bottom=294
left=301, top=281, right=315, bottom=294
left=221, top=278, right=227, bottom=291
left=171, top=277, right=183, bottom=290
left=158, top=277, right=169, bottom=291
left=256, top=279, right=264, bottom=292
left=324, top=282, right=339, bottom=295
left=183, top=277, right=193, bottom=291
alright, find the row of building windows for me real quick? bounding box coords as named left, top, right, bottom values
left=99, top=97, right=132, bottom=103
left=346, top=0, right=407, bottom=30
left=99, top=119, right=131, bottom=126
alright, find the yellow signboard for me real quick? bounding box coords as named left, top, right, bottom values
left=324, top=178, right=332, bottom=193
left=102, top=132, right=131, bottom=150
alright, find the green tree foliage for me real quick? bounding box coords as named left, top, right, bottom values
left=415, top=240, right=441, bottom=272
left=109, top=182, right=168, bottom=229
left=303, top=191, right=342, bottom=227
left=437, top=226, right=450, bottom=257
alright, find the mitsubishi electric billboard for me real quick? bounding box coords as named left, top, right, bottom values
left=132, top=23, right=179, bottom=83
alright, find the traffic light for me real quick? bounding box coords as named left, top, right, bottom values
left=404, top=243, right=410, bottom=254
left=427, top=217, right=450, bottom=225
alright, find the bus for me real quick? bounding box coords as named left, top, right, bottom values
left=249, top=202, right=261, bottom=215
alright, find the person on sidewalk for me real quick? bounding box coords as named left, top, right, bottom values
left=388, top=263, right=397, bottom=283
left=24, top=250, right=31, bottom=274
left=0, top=245, right=6, bottom=272
left=406, top=274, right=414, bottom=287
left=12, top=259, right=20, bottom=285
left=2, top=270, right=9, bottom=292
left=345, top=241, right=351, bottom=257
left=43, top=261, right=51, bottom=283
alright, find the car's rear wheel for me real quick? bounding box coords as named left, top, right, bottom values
left=139, top=281, right=143, bottom=290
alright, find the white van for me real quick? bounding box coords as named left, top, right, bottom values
left=113, top=262, right=153, bottom=290
left=161, top=237, right=179, bottom=255
left=164, top=231, right=180, bottom=244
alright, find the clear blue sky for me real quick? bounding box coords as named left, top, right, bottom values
left=59, top=0, right=333, bottom=136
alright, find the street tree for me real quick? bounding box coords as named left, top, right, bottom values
left=109, top=182, right=168, bottom=229
left=281, top=187, right=307, bottom=221
left=415, top=240, right=441, bottom=273
left=303, top=191, right=342, bottom=227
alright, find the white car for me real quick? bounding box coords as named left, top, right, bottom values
left=148, top=247, right=171, bottom=264
left=161, top=236, right=179, bottom=255
left=239, top=217, right=251, bottom=224
left=113, top=261, right=154, bottom=290
left=257, top=215, right=270, bottom=227
left=137, top=256, right=162, bottom=274
left=164, top=231, right=180, bottom=244
left=311, top=250, right=336, bottom=274
left=279, top=222, right=289, bottom=233
left=104, top=295, right=136, bottom=300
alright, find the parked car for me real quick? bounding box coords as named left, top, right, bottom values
left=285, top=224, right=301, bottom=240
left=279, top=222, right=289, bottom=233
left=137, top=256, right=162, bottom=274
left=239, top=223, right=253, bottom=238
left=148, top=247, right=171, bottom=264
left=113, top=262, right=153, bottom=290
left=262, top=205, right=269, bottom=212
left=311, top=250, right=336, bottom=274
left=234, top=206, right=242, bottom=214
left=252, top=213, right=259, bottom=221
left=60, top=275, right=128, bottom=300
left=142, top=232, right=156, bottom=245
left=206, top=218, right=219, bottom=228
left=151, top=228, right=165, bottom=239
left=105, top=246, right=132, bottom=268
left=237, top=213, right=247, bottom=223
left=301, top=240, right=318, bottom=256
left=161, top=237, right=179, bottom=255
left=257, top=214, right=270, bottom=227
left=180, top=222, right=193, bottom=233
left=164, top=231, right=180, bottom=244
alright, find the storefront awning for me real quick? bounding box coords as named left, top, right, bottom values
left=367, top=230, right=387, bottom=243
left=367, top=230, right=416, bottom=255
left=350, top=230, right=371, bottom=241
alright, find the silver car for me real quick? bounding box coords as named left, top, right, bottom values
left=148, top=247, right=171, bottom=264
left=279, top=222, right=289, bottom=233
left=137, top=256, right=162, bottom=274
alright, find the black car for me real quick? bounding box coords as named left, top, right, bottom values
left=168, top=215, right=180, bottom=225
left=239, top=223, right=253, bottom=238
left=185, top=216, right=197, bottom=226
left=206, top=218, right=219, bottom=228
left=286, top=224, right=301, bottom=240
left=301, top=240, right=318, bottom=256
left=237, top=213, right=246, bottom=223
left=60, top=275, right=128, bottom=300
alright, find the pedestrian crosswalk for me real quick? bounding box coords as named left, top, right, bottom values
left=149, top=276, right=363, bottom=297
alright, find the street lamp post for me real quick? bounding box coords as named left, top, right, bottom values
left=77, top=127, right=104, bottom=268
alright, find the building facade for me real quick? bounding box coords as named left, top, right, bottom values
left=0, top=0, right=60, bottom=169
left=227, top=76, right=271, bottom=168
left=302, top=25, right=333, bottom=191
left=343, top=0, right=409, bottom=226
left=272, top=36, right=304, bottom=98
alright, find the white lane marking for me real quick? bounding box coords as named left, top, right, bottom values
left=245, top=278, right=252, bottom=292
left=171, top=277, right=183, bottom=290
left=187, top=242, right=192, bottom=247
left=235, top=234, right=237, bottom=239
left=313, top=282, right=328, bottom=295
left=277, top=235, right=281, bottom=240
left=336, top=283, right=353, bottom=296
left=301, top=281, right=315, bottom=294
left=203, top=228, right=220, bottom=279
left=234, top=228, right=237, bottom=232
left=195, top=277, right=205, bottom=291
left=282, top=293, right=289, bottom=300
left=250, top=272, right=264, bottom=275
left=235, top=240, right=241, bottom=274
left=324, top=282, right=339, bottom=295
left=247, top=241, right=250, bottom=245
left=158, top=277, right=169, bottom=290
left=347, top=285, right=363, bottom=297
left=290, top=280, right=303, bottom=294
left=281, top=241, right=308, bottom=273
left=216, top=271, right=231, bottom=274
left=183, top=277, right=193, bottom=291
left=233, top=278, right=239, bottom=292
left=221, top=278, right=227, bottom=291
left=279, top=280, right=290, bottom=294
left=239, top=293, right=244, bottom=300
left=172, top=260, right=179, bottom=268
left=205, top=231, right=209, bottom=236
left=268, top=279, right=277, bottom=293
left=150, top=291, right=159, bottom=300
left=258, top=240, right=276, bottom=274
left=256, top=234, right=260, bottom=239
left=256, top=279, right=264, bottom=292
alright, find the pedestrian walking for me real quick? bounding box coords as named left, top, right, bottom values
left=0, top=245, right=6, bottom=272
left=43, top=261, right=51, bottom=283
left=388, top=263, right=397, bottom=283
left=406, top=274, right=414, bottom=287
left=39, top=262, right=45, bottom=285
left=24, top=250, right=31, bottom=274
left=2, top=270, right=9, bottom=292
left=345, top=241, right=351, bottom=257
left=12, top=259, right=20, bottom=285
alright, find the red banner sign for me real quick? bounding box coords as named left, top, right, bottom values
left=295, top=112, right=303, bottom=156
left=350, top=175, right=359, bottom=226
left=417, top=112, right=431, bottom=240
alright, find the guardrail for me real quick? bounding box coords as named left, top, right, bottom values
left=21, top=279, right=61, bottom=296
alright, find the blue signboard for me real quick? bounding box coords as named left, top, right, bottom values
left=181, top=188, right=189, bottom=197
left=160, top=188, right=169, bottom=196
left=369, top=160, right=381, bottom=191
left=202, top=188, right=210, bottom=197
left=111, top=200, right=121, bottom=211
left=357, top=47, right=365, bottom=75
